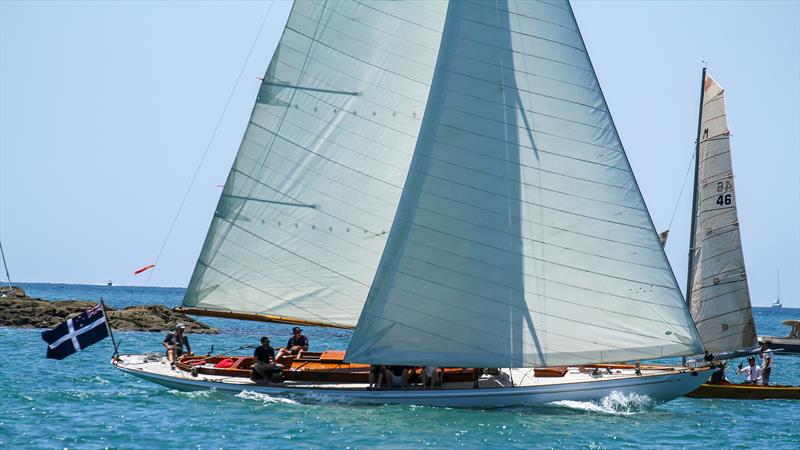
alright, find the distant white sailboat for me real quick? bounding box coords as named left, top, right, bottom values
left=771, top=270, right=782, bottom=308
left=115, top=0, right=710, bottom=406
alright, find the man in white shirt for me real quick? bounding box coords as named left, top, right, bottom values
left=737, top=356, right=762, bottom=384
left=759, top=342, right=773, bottom=386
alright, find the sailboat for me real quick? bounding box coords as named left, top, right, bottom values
left=760, top=272, right=800, bottom=354
left=681, top=69, right=799, bottom=400
left=114, top=0, right=711, bottom=407
left=771, top=271, right=782, bottom=308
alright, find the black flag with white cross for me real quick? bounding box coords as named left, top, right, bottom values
left=41, top=304, right=109, bottom=360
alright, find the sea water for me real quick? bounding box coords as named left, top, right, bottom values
left=1, top=283, right=798, bottom=448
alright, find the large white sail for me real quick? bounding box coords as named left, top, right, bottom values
left=182, top=1, right=448, bottom=327
left=346, top=0, right=704, bottom=368
left=687, top=73, right=755, bottom=354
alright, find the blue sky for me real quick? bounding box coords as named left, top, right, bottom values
left=1, top=1, right=798, bottom=307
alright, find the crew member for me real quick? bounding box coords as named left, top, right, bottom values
left=422, top=366, right=442, bottom=389
left=368, top=365, right=385, bottom=390
left=759, top=342, right=773, bottom=386
left=276, top=326, right=309, bottom=363
left=384, top=366, right=411, bottom=389
left=251, top=336, right=283, bottom=383
left=162, top=323, right=191, bottom=368
left=737, top=356, right=762, bottom=384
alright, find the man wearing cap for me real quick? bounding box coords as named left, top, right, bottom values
left=736, top=356, right=763, bottom=384
left=276, top=326, right=309, bottom=364
left=162, top=323, right=192, bottom=369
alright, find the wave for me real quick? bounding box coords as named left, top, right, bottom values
left=236, top=390, right=300, bottom=405
left=550, top=390, right=656, bottom=416
left=167, top=389, right=216, bottom=399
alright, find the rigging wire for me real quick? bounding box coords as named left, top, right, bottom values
left=666, top=149, right=697, bottom=236
left=144, top=1, right=276, bottom=287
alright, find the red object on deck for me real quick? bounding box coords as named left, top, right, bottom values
left=214, top=358, right=235, bottom=368
left=133, top=264, right=156, bottom=275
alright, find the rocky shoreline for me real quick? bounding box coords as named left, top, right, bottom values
left=0, top=286, right=217, bottom=333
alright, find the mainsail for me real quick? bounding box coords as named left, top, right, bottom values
left=182, top=1, right=449, bottom=328
left=686, top=71, right=756, bottom=354
left=345, top=0, right=703, bottom=367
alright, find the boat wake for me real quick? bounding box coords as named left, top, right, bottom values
left=236, top=390, right=301, bottom=405
left=550, top=391, right=656, bottom=416
left=167, top=389, right=216, bottom=399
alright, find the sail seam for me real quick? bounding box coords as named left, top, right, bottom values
left=256, top=86, right=625, bottom=173
left=246, top=112, right=648, bottom=229
left=200, top=264, right=346, bottom=323
left=692, top=286, right=749, bottom=302
left=400, top=212, right=667, bottom=271
left=698, top=149, right=731, bottom=165
left=693, top=306, right=753, bottom=324
left=212, top=234, right=367, bottom=304
left=693, top=278, right=747, bottom=291
left=465, top=0, right=577, bottom=31
left=221, top=218, right=374, bottom=287
left=278, top=29, right=606, bottom=115
left=370, top=282, right=689, bottom=346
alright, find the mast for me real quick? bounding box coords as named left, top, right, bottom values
left=685, top=67, right=706, bottom=312
left=0, top=239, right=12, bottom=291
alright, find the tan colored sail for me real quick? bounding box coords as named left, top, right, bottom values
left=687, top=73, right=756, bottom=354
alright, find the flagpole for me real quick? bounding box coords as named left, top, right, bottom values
left=99, top=297, right=120, bottom=361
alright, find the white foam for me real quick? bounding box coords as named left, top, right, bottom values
left=550, top=390, right=655, bottom=416
left=167, top=389, right=214, bottom=399
left=236, top=390, right=300, bottom=405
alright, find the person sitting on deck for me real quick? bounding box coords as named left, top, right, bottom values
left=472, top=368, right=483, bottom=389
left=162, top=323, right=191, bottom=369
left=251, top=337, right=283, bottom=383
left=369, top=365, right=385, bottom=390
left=275, top=327, right=309, bottom=364
left=737, top=356, right=762, bottom=384
left=384, top=366, right=411, bottom=389
left=422, top=366, right=442, bottom=389
left=759, top=342, right=774, bottom=386
left=708, top=361, right=728, bottom=384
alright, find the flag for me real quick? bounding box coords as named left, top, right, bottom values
left=133, top=264, right=155, bottom=275
left=41, top=304, right=109, bottom=360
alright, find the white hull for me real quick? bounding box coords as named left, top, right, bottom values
left=114, top=355, right=710, bottom=408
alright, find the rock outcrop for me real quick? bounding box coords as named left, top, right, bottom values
left=0, top=286, right=217, bottom=333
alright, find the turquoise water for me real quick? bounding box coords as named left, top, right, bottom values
left=1, top=283, right=798, bottom=448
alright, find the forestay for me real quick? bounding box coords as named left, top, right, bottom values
left=182, top=1, right=448, bottom=327
left=346, top=0, right=704, bottom=368
left=687, top=73, right=755, bottom=354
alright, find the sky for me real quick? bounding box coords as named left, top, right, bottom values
left=1, top=0, right=798, bottom=308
